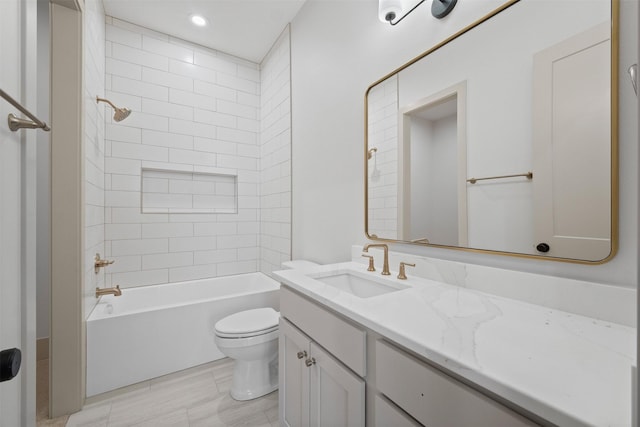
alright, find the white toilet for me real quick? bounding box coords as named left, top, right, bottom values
left=214, top=307, right=280, bottom=401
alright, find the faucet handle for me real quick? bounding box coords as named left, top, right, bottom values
left=397, top=262, right=416, bottom=280
left=361, top=254, right=376, bottom=272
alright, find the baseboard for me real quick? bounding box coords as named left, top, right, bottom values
left=37, top=337, right=49, bottom=361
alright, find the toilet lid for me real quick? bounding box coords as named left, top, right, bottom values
left=214, top=307, right=279, bottom=337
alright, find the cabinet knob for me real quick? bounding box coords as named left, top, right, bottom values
left=305, top=357, right=316, bottom=367
left=297, top=351, right=307, bottom=360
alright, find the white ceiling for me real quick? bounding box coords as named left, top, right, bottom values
left=102, top=0, right=307, bottom=63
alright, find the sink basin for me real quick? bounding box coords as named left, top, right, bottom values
left=312, top=271, right=408, bottom=298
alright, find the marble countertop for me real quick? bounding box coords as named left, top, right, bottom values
left=273, top=262, right=636, bottom=427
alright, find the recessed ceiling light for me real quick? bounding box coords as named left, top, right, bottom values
left=190, top=15, right=208, bottom=27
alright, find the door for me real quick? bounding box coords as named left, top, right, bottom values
left=532, top=22, right=611, bottom=260
left=279, top=319, right=311, bottom=427
left=1, top=0, right=37, bottom=424
left=1, top=0, right=25, bottom=425
left=309, top=342, right=365, bottom=427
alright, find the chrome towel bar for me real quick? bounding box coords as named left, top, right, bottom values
left=0, top=88, right=50, bottom=132
left=467, top=171, right=533, bottom=184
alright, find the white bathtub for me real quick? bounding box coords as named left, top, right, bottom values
left=86, top=272, right=280, bottom=396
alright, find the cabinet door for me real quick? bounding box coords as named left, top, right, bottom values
left=309, top=342, right=365, bottom=427
left=280, top=319, right=311, bottom=427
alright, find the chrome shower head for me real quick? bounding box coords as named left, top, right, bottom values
left=96, top=96, right=132, bottom=122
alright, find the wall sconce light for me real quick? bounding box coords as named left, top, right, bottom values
left=379, top=0, right=457, bottom=25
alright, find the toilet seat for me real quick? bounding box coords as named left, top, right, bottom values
left=214, top=307, right=279, bottom=339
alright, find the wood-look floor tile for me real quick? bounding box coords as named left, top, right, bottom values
left=188, top=391, right=278, bottom=427
left=130, top=408, right=189, bottom=427
left=66, top=403, right=111, bottom=427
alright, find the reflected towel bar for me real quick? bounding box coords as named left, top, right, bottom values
left=0, top=88, right=50, bottom=132
left=467, top=171, right=532, bottom=184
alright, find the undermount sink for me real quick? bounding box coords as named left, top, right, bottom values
left=312, top=271, right=409, bottom=298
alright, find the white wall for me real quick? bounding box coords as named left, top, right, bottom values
left=260, top=27, right=293, bottom=275
left=84, top=0, right=107, bottom=318
left=291, top=0, right=638, bottom=287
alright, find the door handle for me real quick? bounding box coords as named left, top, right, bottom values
left=0, top=348, right=21, bottom=382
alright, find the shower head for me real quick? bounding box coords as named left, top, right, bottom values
left=96, top=96, right=131, bottom=122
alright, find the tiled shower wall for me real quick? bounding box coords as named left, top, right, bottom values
left=259, top=28, right=292, bottom=274
left=84, top=0, right=106, bottom=316
left=103, top=18, right=290, bottom=288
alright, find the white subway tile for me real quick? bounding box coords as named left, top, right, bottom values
left=107, top=255, right=142, bottom=274
left=111, top=44, right=169, bottom=71
left=106, top=25, right=142, bottom=48
left=142, top=68, right=193, bottom=92
left=104, top=90, right=143, bottom=112
left=193, top=109, right=236, bottom=128
left=191, top=138, right=235, bottom=155
left=169, top=264, right=216, bottom=282
left=111, top=141, right=168, bottom=162
left=237, top=222, right=259, bottom=235
left=116, top=111, right=169, bottom=132
left=193, top=52, right=237, bottom=74
left=217, top=100, right=257, bottom=120
left=216, top=261, right=257, bottom=277
left=169, top=236, right=216, bottom=252
left=111, top=18, right=169, bottom=42
left=217, top=127, right=257, bottom=145
left=111, top=208, right=168, bottom=224
left=111, top=174, right=142, bottom=192
left=112, top=76, right=169, bottom=102
left=105, top=190, right=141, bottom=208
left=113, top=269, right=169, bottom=287
left=193, top=223, right=237, bottom=236
left=237, top=247, right=258, bottom=261
left=237, top=92, right=259, bottom=108
left=169, top=119, right=216, bottom=139
left=194, top=81, right=236, bottom=102
left=217, top=235, right=256, bottom=249
left=169, top=59, right=216, bottom=84
left=142, top=223, right=193, bottom=238
left=237, top=117, right=259, bottom=133
left=111, top=238, right=168, bottom=256
left=217, top=154, right=257, bottom=171
left=237, top=64, right=260, bottom=82
left=143, top=36, right=194, bottom=64
left=141, top=98, right=193, bottom=121
left=169, top=148, right=216, bottom=166
left=237, top=144, right=259, bottom=158
left=142, top=193, right=193, bottom=210
left=141, top=161, right=193, bottom=172
left=106, top=124, right=142, bottom=144
left=142, top=252, right=194, bottom=270
left=169, top=89, right=215, bottom=110
left=218, top=73, right=258, bottom=95
left=142, top=130, right=194, bottom=150
left=193, top=249, right=237, bottom=265
left=106, top=57, right=142, bottom=80
left=106, top=224, right=142, bottom=240
left=142, top=177, right=168, bottom=193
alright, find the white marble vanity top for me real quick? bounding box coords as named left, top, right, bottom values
left=273, top=262, right=636, bottom=427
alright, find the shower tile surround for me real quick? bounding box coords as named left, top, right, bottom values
left=101, top=19, right=291, bottom=291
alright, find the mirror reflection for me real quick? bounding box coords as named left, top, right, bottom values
left=365, top=0, right=615, bottom=262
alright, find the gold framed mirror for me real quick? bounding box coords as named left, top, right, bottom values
left=364, top=0, right=618, bottom=264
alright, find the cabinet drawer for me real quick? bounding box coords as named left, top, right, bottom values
left=376, top=340, right=539, bottom=427
left=374, top=395, right=421, bottom=427
left=280, top=286, right=366, bottom=376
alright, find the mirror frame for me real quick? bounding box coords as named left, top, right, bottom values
left=364, top=0, right=619, bottom=264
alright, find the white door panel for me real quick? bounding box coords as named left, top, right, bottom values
left=533, top=22, right=611, bottom=260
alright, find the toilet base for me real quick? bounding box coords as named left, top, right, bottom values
left=229, top=356, right=279, bottom=401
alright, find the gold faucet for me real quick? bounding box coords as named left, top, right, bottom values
left=397, top=262, right=416, bottom=280
left=363, top=243, right=390, bottom=275
left=94, top=253, right=115, bottom=274
left=95, top=285, right=122, bottom=298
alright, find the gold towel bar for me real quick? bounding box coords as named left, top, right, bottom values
left=0, top=88, right=50, bottom=132
left=467, top=171, right=533, bottom=184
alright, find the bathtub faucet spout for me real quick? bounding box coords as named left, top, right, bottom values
left=96, top=285, right=122, bottom=298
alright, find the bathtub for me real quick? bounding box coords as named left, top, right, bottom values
left=86, top=272, right=280, bottom=396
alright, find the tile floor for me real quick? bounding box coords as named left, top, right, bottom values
left=36, top=358, right=279, bottom=427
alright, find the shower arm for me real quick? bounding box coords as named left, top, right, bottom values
left=96, top=96, right=118, bottom=110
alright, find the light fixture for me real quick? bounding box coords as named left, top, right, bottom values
left=378, top=0, right=457, bottom=25
left=190, top=14, right=208, bottom=27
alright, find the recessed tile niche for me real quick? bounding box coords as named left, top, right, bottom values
left=141, top=168, right=238, bottom=214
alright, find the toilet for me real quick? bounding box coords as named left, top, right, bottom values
left=214, top=307, right=280, bottom=401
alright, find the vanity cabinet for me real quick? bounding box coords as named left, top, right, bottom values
left=279, top=287, right=365, bottom=427
left=279, top=285, right=540, bottom=427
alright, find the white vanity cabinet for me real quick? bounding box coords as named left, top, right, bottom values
left=279, top=286, right=541, bottom=427
left=279, top=288, right=366, bottom=427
